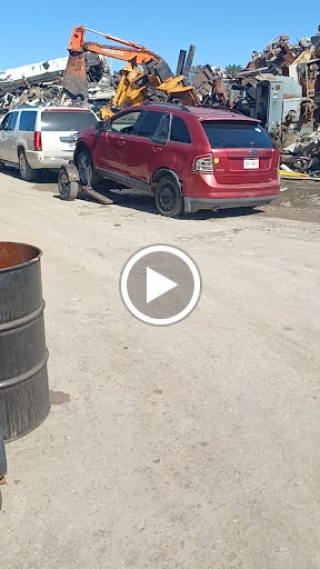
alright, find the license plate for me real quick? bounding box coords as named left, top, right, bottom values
left=244, top=158, right=259, bottom=169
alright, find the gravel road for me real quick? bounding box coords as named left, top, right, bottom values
left=0, top=170, right=320, bottom=569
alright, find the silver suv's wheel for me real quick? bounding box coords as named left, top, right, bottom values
left=19, top=150, right=37, bottom=182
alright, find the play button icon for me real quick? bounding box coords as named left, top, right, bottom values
left=120, top=244, right=201, bottom=326
left=146, top=268, right=178, bottom=304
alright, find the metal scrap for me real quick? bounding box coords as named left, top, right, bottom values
left=190, top=26, right=320, bottom=176
left=192, top=65, right=231, bottom=107
left=280, top=128, right=320, bottom=177
left=0, top=54, right=115, bottom=115
left=240, top=27, right=320, bottom=176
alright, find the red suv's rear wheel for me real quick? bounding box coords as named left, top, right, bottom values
left=155, top=176, right=184, bottom=218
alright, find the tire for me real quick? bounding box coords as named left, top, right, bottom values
left=0, top=427, right=7, bottom=480
left=19, top=150, right=37, bottom=182
left=154, top=175, right=184, bottom=218
left=0, top=160, right=4, bottom=171
left=76, top=150, right=100, bottom=190
left=58, top=168, right=79, bottom=201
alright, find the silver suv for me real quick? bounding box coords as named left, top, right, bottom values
left=0, top=106, right=97, bottom=181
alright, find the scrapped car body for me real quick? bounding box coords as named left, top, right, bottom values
left=59, top=102, right=280, bottom=217
left=0, top=106, right=97, bottom=181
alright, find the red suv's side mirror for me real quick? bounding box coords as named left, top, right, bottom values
left=96, top=120, right=106, bottom=131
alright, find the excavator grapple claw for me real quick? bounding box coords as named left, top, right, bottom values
left=62, top=52, right=88, bottom=103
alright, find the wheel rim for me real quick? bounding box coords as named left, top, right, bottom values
left=78, top=154, right=91, bottom=186
left=19, top=153, right=27, bottom=178
left=58, top=171, right=70, bottom=198
left=158, top=184, right=176, bottom=212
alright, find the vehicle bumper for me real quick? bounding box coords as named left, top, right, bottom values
left=182, top=173, right=280, bottom=213
left=184, top=194, right=278, bottom=213
left=26, top=151, right=74, bottom=170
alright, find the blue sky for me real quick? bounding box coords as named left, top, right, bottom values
left=0, top=2, right=317, bottom=72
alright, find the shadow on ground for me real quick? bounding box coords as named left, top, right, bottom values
left=6, top=164, right=319, bottom=223
left=53, top=187, right=262, bottom=220
left=65, top=180, right=320, bottom=222
left=1, top=165, right=58, bottom=191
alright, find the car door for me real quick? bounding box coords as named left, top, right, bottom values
left=94, top=110, right=142, bottom=179
left=152, top=114, right=193, bottom=179
left=5, top=111, right=19, bottom=162
left=123, top=110, right=166, bottom=183
left=0, top=113, right=16, bottom=162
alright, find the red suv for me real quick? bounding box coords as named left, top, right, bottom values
left=71, top=103, right=280, bottom=217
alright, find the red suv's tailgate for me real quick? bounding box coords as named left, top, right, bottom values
left=201, top=119, right=279, bottom=185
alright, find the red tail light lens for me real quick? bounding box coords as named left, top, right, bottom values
left=193, top=154, right=213, bottom=173
left=33, top=131, right=42, bottom=151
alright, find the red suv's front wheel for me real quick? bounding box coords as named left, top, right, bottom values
left=76, top=150, right=100, bottom=190
left=155, top=176, right=184, bottom=218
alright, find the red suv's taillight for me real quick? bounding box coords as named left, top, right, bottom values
left=33, top=131, right=42, bottom=151
left=193, top=154, right=213, bottom=173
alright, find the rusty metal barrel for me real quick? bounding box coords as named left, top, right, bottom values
left=0, top=242, right=50, bottom=441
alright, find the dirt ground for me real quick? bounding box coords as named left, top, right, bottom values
left=1, top=169, right=320, bottom=569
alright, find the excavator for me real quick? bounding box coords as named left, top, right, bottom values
left=62, top=25, right=200, bottom=118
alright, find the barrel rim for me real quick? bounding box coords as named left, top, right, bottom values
left=0, top=241, right=42, bottom=273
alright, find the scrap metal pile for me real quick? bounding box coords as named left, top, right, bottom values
left=0, top=25, right=198, bottom=123
left=0, top=53, right=115, bottom=114
left=193, top=26, right=320, bottom=177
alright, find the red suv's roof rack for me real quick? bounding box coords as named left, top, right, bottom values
left=144, top=102, right=190, bottom=113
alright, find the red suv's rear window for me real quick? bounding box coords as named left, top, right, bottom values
left=201, top=120, right=273, bottom=149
